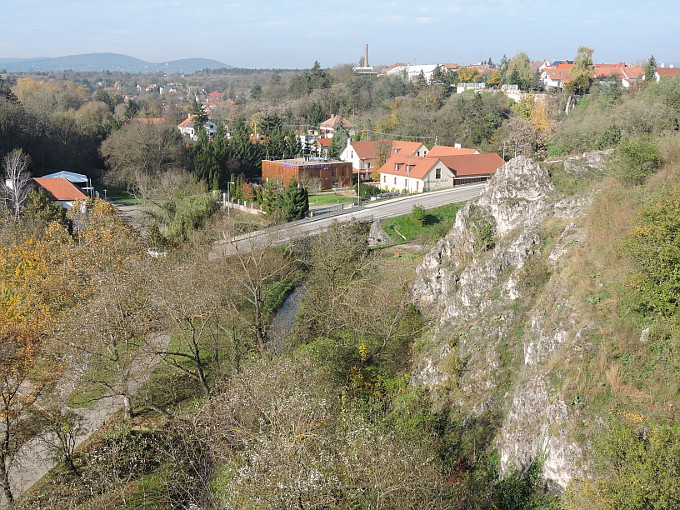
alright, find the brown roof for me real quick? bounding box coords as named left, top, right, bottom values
left=316, top=138, right=332, bottom=147
left=438, top=153, right=505, bottom=177
left=32, top=177, right=87, bottom=201
left=427, top=145, right=478, bottom=157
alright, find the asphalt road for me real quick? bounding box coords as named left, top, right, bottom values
left=211, top=184, right=486, bottom=258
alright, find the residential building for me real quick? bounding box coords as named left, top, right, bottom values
left=262, top=158, right=353, bottom=190
left=654, top=67, right=680, bottom=82
left=31, top=177, right=87, bottom=209
left=378, top=152, right=504, bottom=193
left=319, top=115, right=358, bottom=138
left=177, top=114, right=218, bottom=140
left=340, top=139, right=432, bottom=182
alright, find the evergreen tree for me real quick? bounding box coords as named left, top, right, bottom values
left=646, top=55, right=657, bottom=83
left=280, top=179, right=309, bottom=221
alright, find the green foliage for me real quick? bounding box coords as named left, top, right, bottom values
left=492, top=456, right=564, bottom=510
left=566, top=46, right=595, bottom=95
left=474, top=221, right=496, bottom=252
left=24, top=188, right=68, bottom=227
left=279, top=179, right=309, bottom=221
left=568, top=418, right=680, bottom=509
left=357, top=181, right=379, bottom=199
left=597, top=124, right=622, bottom=149
left=381, top=202, right=462, bottom=243
left=623, top=190, right=680, bottom=322
left=411, top=204, right=427, bottom=226
left=162, top=192, right=218, bottom=244
left=608, top=137, right=661, bottom=185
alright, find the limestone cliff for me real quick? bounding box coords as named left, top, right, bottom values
left=410, top=154, right=609, bottom=490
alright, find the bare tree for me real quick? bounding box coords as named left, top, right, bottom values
left=1, top=149, right=31, bottom=220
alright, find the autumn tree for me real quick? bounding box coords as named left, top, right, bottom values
left=505, top=52, right=532, bottom=90
left=567, top=46, right=595, bottom=95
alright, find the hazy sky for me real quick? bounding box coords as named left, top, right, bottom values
left=1, top=1, right=678, bottom=68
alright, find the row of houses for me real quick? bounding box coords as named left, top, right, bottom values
left=262, top=140, right=505, bottom=193
left=541, top=62, right=680, bottom=90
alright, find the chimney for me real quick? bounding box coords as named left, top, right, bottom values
left=364, top=44, right=369, bottom=68
left=414, top=58, right=417, bottom=65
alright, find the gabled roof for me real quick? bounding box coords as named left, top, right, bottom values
left=178, top=115, right=196, bottom=128
left=543, top=67, right=573, bottom=83
left=32, top=177, right=87, bottom=201
left=349, top=140, right=381, bottom=159
left=656, top=67, right=680, bottom=78
left=427, top=145, right=478, bottom=158
left=316, top=138, right=332, bottom=147
left=320, top=114, right=357, bottom=130
left=438, top=153, right=505, bottom=177
left=379, top=154, right=438, bottom=180
left=391, top=140, right=426, bottom=155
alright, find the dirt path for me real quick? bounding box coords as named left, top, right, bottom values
left=2, top=333, right=170, bottom=507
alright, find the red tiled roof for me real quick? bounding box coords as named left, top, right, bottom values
left=178, top=115, right=196, bottom=128
left=379, top=154, right=438, bottom=180
left=656, top=67, right=680, bottom=78
left=316, top=138, right=332, bottom=147
left=543, top=67, right=573, bottom=83
left=391, top=140, right=426, bottom=155
left=32, top=177, right=87, bottom=201
left=320, top=114, right=357, bottom=130
left=427, top=145, right=478, bottom=158
left=438, top=153, right=505, bottom=177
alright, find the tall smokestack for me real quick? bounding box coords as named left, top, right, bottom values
left=364, top=44, right=369, bottom=67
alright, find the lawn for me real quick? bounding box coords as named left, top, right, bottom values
left=99, top=187, right=142, bottom=205
left=308, top=193, right=355, bottom=206
left=381, top=202, right=463, bottom=243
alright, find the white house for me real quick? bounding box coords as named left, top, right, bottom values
left=31, top=177, right=87, bottom=209
left=378, top=152, right=505, bottom=193
left=177, top=114, right=218, bottom=141
left=340, top=140, right=431, bottom=181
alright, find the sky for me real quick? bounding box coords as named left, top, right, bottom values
left=1, top=0, right=678, bottom=68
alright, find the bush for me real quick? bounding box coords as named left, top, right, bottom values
left=411, top=204, right=427, bottom=226
left=567, top=418, right=680, bottom=510
left=607, top=137, right=661, bottom=185
left=623, top=190, right=680, bottom=322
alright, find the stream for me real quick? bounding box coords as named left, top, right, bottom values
left=267, top=283, right=307, bottom=354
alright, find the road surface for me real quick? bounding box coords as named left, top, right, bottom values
left=211, top=184, right=485, bottom=258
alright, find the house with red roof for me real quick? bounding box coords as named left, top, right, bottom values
left=654, top=67, right=680, bottom=82
left=31, top=177, right=87, bottom=209
left=340, top=139, right=430, bottom=181
left=378, top=152, right=504, bottom=193
left=177, top=114, right=218, bottom=141
left=319, top=114, right=358, bottom=138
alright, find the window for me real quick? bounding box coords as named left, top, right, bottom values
left=394, top=177, right=397, bottom=185
left=351, top=151, right=354, bottom=158
left=435, top=168, right=442, bottom=179
left=367, top=162, right=371, bottom=169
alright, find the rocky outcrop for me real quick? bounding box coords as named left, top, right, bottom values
left=410, top=155, right=605, bottom=491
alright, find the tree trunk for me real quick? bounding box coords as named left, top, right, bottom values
left=0, top=458, right=14, bottom=507
left=123, top=394, right=134, bottom=420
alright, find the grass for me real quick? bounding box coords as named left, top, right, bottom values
left=308, top=193, right=355, bottom=206
left=100, top=187, right=142, bottom=205
left=381, top=202, right=463, bottom=243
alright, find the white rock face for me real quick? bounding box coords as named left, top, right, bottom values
left=410, top=154, right=606, bottom=491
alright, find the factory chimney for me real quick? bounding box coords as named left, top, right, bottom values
left=364, top=44, right=369, bottom=68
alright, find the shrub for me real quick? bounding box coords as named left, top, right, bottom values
left=411, top=204, right=427, bottom=226
left=567, top=418, right=680, bottom=509
left=623, top=190, right=680, bottom=322
left=607, top=137, right=661, bottom=185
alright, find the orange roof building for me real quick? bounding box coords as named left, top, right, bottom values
left=378, top=152, right=504, bottom=193
left=32, top=177, right=87, bottom=208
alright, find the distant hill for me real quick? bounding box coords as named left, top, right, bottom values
left=0, top=53, right=232, bottom=73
